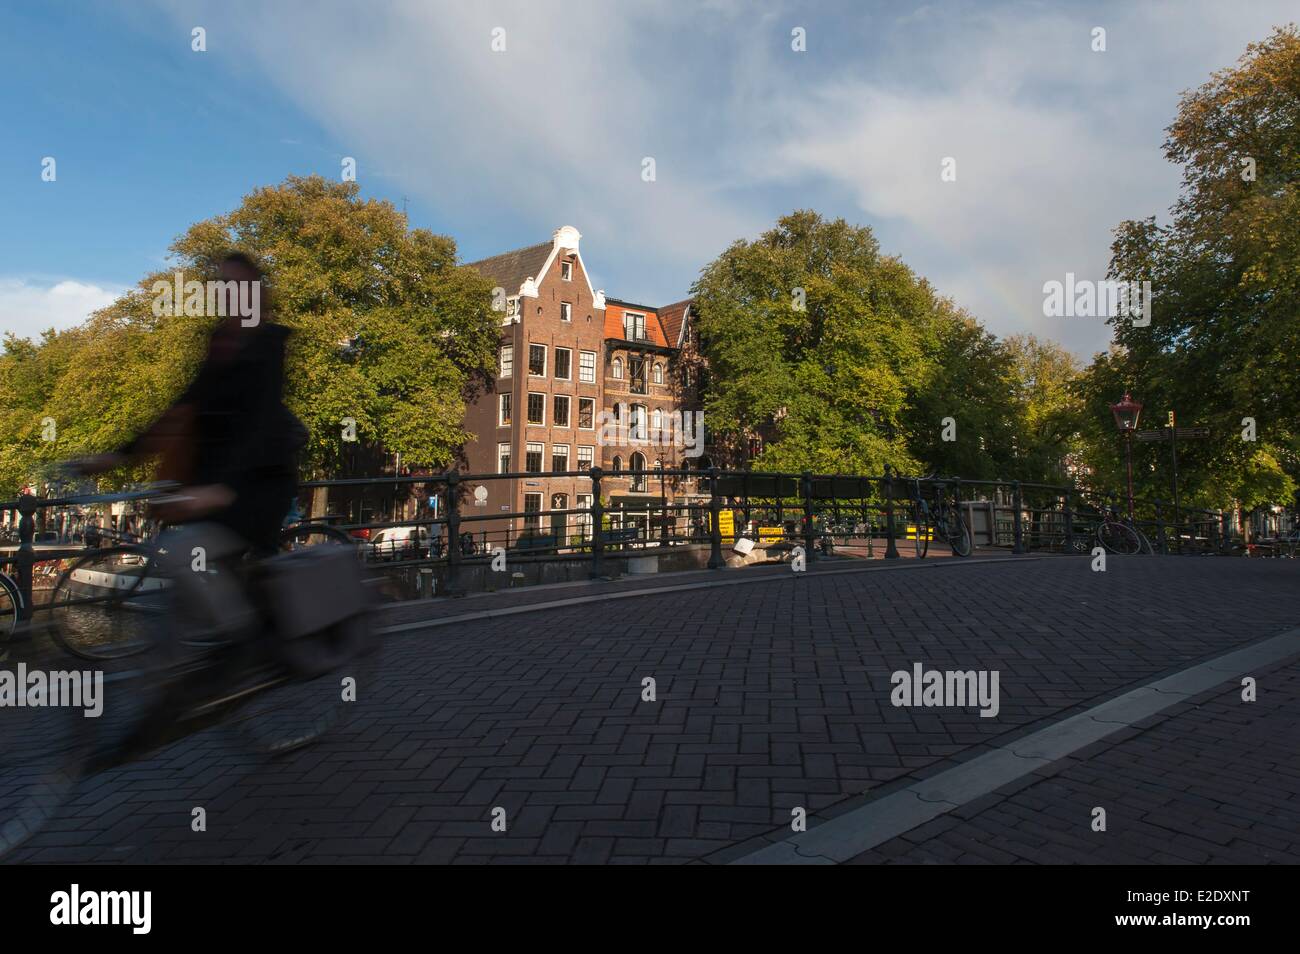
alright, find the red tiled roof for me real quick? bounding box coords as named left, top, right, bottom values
left=657, top=298, right=692, bottom=347
left=603, top=301, right=669, bottom=347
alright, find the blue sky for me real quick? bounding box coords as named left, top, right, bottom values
left=2, top=0, right=1296, bottom=357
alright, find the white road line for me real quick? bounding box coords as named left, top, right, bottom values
left=730, top=627, right=1300, bottom=864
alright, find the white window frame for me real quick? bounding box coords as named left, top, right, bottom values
left=578, top=397, right=596, bottom=430
left=500, top=344, right=513, bottom=377
left=554, top=346, right=573, bottom=381
left=551, top=443, right=570, bottom=473
left=577, top=445, right=594, bottom=470
left=630, top=404, right=648, bottom=442
left=624, top=312, right=645, bottom=341
left=612, top=357, right=623, bottom=379
left=528, top=343, right=547, bottom=377
left=498, top=392, right=512, bottom=427
left=525, top=442, right=545, bottom=474
left=652, top=361, right=663, bottom=384
left=561, top=260, right=573, bottom=281
left=553, top=393, right=571, bottom=428
left=579, top=350, right=596, bottom=383
left=498, top=442, right=511, bottom=474
left=560, top=301, right=572, bottom=322
left=526, top=392, right=546, bottom=426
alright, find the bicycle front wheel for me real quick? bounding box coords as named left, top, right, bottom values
left=49, top=545, right=163, bottom=661
left=1098, top=522, right=1142, bottom=555
left=0, top=573, right=19, bottom=662
left=912, top=504, right=929, bottom=559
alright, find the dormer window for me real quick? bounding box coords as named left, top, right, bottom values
left=506, top=298, right=519, bottom=318
left=561, top=260, right=573, bottom=281
left=623, top=312, right=645, bottom=341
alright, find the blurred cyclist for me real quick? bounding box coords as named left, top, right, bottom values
left=76, top=252, right=306, bottom=640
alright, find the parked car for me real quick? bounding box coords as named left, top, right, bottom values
left=367, top=526, right=429, bottom=561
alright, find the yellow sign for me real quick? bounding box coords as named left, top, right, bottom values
left=1167, top=410, right=1175, bottom=428
left=717, top=509, right=735, bottom=540
left=758, top=526, right=784, bottom=541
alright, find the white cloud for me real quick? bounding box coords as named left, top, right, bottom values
left=150, top=0, right=1298, bottom=358
left=0, top=278, right=125, bottom=343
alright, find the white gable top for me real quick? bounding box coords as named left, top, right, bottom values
left=531, top=225, right=602, bottom=308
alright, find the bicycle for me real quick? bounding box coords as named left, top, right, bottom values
left=1, top=489, right=375, bottom=860
left=909, top=479, right=972, bottom=558
left=1090, top=504, right=1144, bottom=555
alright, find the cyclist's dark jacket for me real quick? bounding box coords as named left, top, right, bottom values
left=122, top=322, right=305, bottom=549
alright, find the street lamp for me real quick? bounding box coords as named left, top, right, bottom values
left=1109, top=392, right=1143, bottom=521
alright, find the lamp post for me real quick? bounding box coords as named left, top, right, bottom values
left=1109, top=392, right=1143, bottom=521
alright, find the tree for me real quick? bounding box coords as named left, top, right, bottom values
left=0, top=176, right=498, bottom=495
left=689, top=211, right=939, bottom=475
left=1097, top=25, right=1300, bottom=510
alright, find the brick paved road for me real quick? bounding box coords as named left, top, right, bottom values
left=6, top=555, right=1299, bottom=864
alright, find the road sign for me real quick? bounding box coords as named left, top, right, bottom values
left=473, top=485, right=488, bottom=507
left=1137, top=427, right=1210, bottom=441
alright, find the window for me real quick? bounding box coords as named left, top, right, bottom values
left=553, top=394, right=571, bottom=427
left=629, top=356, right=646, bottom=394
left=561, top=260, right=573, bottom=281
left=630, top=452, right=647, bottom=492
left=612, top=357, right=623, bottom=379
left=579, top=350, right=596, bottom=383
left=527, top=392, right=545, bottom=425
left=554, top=347, right=572, bottom=380
left=523, top=492, right=542, bottom=533
left=499, top=393, right=512, bottom=426
left=623, top=313, right=646, bottom=341
left=576, top=493, right=593, bottom=540
left=651, top=408, right=663, bottom=435
left=653, top=362, right=663, bottom=384
left=498, top=443, right=511, bottom=473
left=528, top=344, right=547, bottom=376
left=630, top=404, right=647, bottom=442
left=560, top=302, right=572, bottom=322
left=552, top=444, right=569, bottom=473
left=500, top=344, right=513, bottom=377
left=506, top=298, right=519, bottom=318
left=612, top=456, right=622, bottom=474
left=578, top=397, right=595, bottom=429
left=525, top=442, right=544, bottom=473
left=577, top=445, right=594, bottom=470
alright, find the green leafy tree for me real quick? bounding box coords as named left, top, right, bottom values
left=0, top=176, right=498, bottom=495
left=1095, top=25, right=1300, bottom=510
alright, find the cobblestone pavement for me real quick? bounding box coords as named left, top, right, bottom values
left=5, top=554, right=1298, bottom=864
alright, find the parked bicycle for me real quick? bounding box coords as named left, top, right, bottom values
left=909, top=478, right=972, bottom=558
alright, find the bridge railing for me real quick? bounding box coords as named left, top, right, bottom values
left=0, top=467, right=1257, bottom=614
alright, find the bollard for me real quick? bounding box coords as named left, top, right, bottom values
left=1011, top=481, right=1025, bottom=554
left=801, top=471, right=816, bottom=565
left=884, top=466, right=899, bottom=559
left=444, top=471, right=462, bottom=597
left=707, top=467, right=723, bottom=569
left=590, top=467, right=605, bottom=579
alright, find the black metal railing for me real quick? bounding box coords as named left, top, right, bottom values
left=1, top=466, right=1286, bottom=616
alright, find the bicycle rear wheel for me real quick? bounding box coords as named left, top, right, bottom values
left=48, top=545, right=162, bottom=661
left=237, top=524, right=377, bottom=755
left=1098, top=521, right=1142, bottom=555
left=943, top=508, right=972, bottom=557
